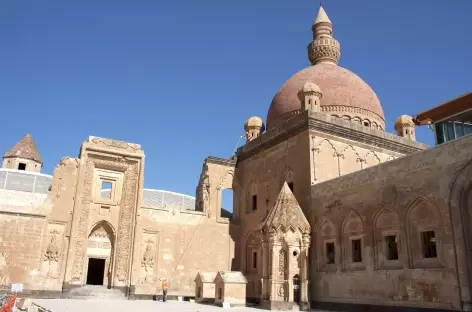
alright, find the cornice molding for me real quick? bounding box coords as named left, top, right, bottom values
left=205, top=156, right=237, bottom=167
left=236, top=111, right=428, bottom=163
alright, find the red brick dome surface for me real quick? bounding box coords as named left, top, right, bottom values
left=267, top=63, right=384, bottom=130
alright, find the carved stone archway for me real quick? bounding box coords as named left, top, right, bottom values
left=449, top=159, right=472, bottom=311
left=85, top=221, right=115, bottom=287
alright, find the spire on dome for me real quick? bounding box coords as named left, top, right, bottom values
left=3, top=133, right=42, bottom=163
left=308, top=5, right=340, bottom=65
left=313, top=5, right=331, bottom=25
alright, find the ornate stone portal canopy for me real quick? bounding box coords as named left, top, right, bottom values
left=260, top=182, right=311, bottom=310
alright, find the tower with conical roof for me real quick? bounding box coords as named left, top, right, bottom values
left=308, top=5, right=341, bottom=66
left=2, top=133, right=43, bottom=172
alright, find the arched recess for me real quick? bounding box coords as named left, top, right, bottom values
left=339, top=145, right=362, bottom=176
left=245, top=180, right=258, bottom=213
left=372, top=208, right=402, bottom=269
left=313, top=139, right=339, bottom=181
left=364, top=150, right=381, bottom=168
left=316, top=218, right=337, bottom=271
left=86, top=220, right=116, bottom=287
left=405, top=197, right=442, bottom=268
left=449, top=159, right=472, bottom=308
left=280, top=165, right=295, bottom=192
left=244, top=230, right=262, bottom=299
left=341, top=210, right=365, bottom=271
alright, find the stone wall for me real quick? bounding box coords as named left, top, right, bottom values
left=233, top=111, right=425, bottom=300
left=309, top=134, right=472, bottom=310
left=133, top=206, right=233, bottom=296
left=0, top=213, right=47, bottom=289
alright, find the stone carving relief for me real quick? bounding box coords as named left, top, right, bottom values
left=70, top=156, right=139, bottom=285
left=342, top=211, right=364, bottom=235
left=278, top=249, right=286, bottom=276
left=90, top=137, right=141, bottom=151
left=141, top=238, right=155, bottom=282
left=319, top=218, right=336, bottom=238
left=44, top=229, right=60, bottom=278
left=374, top=209, right=400, bottom=229
left=277, top=284, right=285, bottom=296
left=322, top=105, right=385, bottom=128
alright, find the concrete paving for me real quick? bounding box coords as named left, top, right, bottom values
left=32, top=299, right=277, bottom=312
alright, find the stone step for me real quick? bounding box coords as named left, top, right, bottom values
left=62, top=286, right=126, bottom=300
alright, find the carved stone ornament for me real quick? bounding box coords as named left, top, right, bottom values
left=70, top=157, right=138, bottom=283
left=44, top=229, right=60, bottom=278
left=278, top=250, right=285, bottom=275
left=277, top=284, right=285, bottom=296
left=90, top=136, right=141, bottom=151
left=141, top=239, right=155, bottom=271
left=44, top=229, right=60, bottom=263
left=263, top=182, right=311, bottom=234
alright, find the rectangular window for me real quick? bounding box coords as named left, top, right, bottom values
left=421, top=231, right=437, bottom=258
left=455, top=122, right=465, bottom=138
left=351, top=239, right=362, bottom=263
left=385, top=235, right=399, bottom=260
left=252, top=251, right=257, bottom=269
left=464, top=123, right=472, bottom=135
left=218, top=288, right=222, bottom=299
left=446, top=122, right=456, bottom=141
left=288, top=182, right=294, bottom=192
left=18, top=163, right=26, bottom=170
left=325, top=242, right=335, bottom=264
left=197, top=286, right=202, bottom=297
left=101, top=181, right=113, bottom=199
left=252, top=195, right=257, bottom=211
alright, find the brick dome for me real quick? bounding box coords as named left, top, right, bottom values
left=267, top=63, right=385, bottom=130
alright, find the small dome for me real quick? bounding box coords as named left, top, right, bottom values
left=244, top=116, right=265, bottom=130
left=394, top=115, right=414, bottom=130
left=299, top=82, right=321, bottom=94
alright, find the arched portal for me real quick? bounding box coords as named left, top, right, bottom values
left=85, top=221, right=115, bottom=287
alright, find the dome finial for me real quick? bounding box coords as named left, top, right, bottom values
left=308, top=5, right=340, bottom=65
left=314, top=5, right=331, bottom=25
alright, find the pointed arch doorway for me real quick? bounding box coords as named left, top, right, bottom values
left=85, top=221, right=115, bottom=288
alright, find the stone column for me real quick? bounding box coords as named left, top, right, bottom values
left=287, top=246, right=294, bottom=303
left=301, top=234, right=311, bottom=305
left=261, top=236, right=268, bottom=302
left=300, top=248, right=307, bottom=303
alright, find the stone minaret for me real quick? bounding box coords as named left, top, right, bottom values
left=244, top=116, right=265, bottom=142
left=298, top=82, right=322, bottom=112
left=308, top=5, right=340, bottom=65
left=394, top=115, right=416, bottom=141
left=2, top=133, right=43, bottom=172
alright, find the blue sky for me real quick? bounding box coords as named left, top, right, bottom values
left=1, top=1, right=471, bottom=211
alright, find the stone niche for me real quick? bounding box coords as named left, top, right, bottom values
left=194, top=272, right=217, bottom=303
left=214, top=271, right=247, bottom=307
